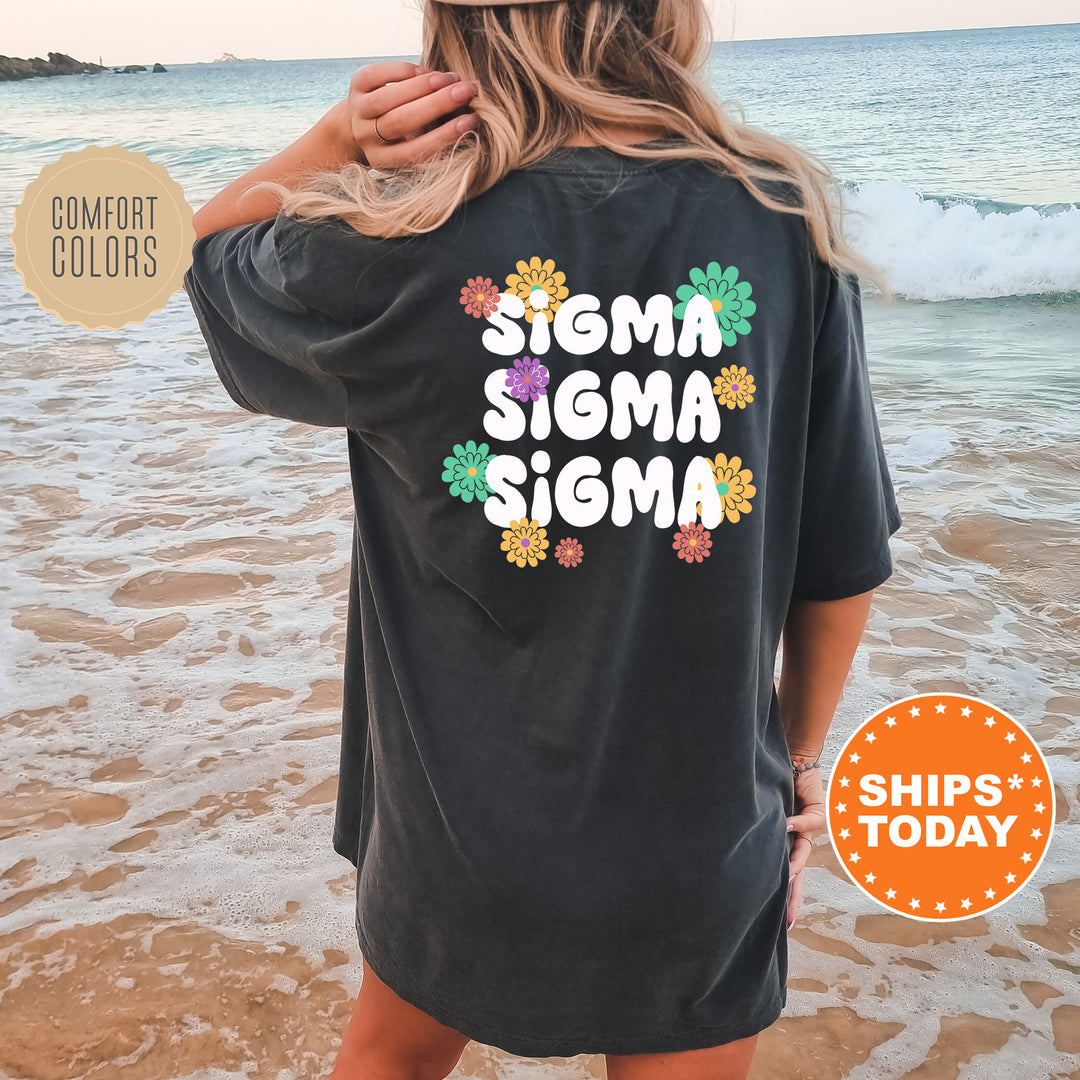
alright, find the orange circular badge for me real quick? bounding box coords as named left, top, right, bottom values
left=826, top=693, right=1054, bottom=921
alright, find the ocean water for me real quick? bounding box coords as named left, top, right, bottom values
left=1, top=21, right=1079, bottom=1080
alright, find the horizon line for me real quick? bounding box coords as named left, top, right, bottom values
left=29, top=17, right=1078, bottom=68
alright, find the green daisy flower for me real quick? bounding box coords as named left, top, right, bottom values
left=441, top=439, right=494, bottom=503
left=674, top=261, right=756, bottom=347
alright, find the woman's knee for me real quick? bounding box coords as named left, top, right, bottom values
left=333, top=1024, right=468, bottom=1080
left=332, top=1044, right=464, bottom=1080
left=331, top=959, right=470, bottom=1080
left=605, top=1032, right=760, bottom=1080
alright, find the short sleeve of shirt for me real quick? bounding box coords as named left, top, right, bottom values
left=183, top=213, right=349, bottom=428
left=790, top=263, right=903, bottom=601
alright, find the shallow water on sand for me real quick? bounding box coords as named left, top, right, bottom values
left=3, top=23, right=1080, bottom=1080
left=1, top=284, right=1078, bottom=1078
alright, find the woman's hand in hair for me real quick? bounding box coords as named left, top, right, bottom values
left=340, top=60, right=479, bottom=169
left=188, top=62, right=477, bottom=238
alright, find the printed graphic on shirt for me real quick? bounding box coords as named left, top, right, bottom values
left=451, top=257, right=757, bottom=567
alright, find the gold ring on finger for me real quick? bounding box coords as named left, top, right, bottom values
left=373, top=114, right=393, bottom=144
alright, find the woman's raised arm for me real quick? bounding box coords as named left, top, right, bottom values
left=192, top=60, right=478, bottom=240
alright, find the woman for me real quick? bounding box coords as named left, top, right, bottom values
left=183, top=0, right=903, bottom=1076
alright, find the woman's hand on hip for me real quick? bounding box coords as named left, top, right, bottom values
left=785, top=764, right=826, bottom=931
left=339, top=60, right=479, bottom=169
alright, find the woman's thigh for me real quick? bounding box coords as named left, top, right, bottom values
left=330, top=957, right=472, bottom=1080
left=605, top=1033, right=760, bottom=1080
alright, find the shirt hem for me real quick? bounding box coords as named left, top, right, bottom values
left=789, top=547, right=896, bottom=602
left=353, top=909, right=786, bottom=1057
left=333, top=828, right=359, bottom=868
left=182, top=267, right=263, bottom=416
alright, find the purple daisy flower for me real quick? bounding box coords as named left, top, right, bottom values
left=505, top=355, right=550, bottom=402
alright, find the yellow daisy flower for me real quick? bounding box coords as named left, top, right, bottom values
left=712, top=365, right=756, bottom=409
left=500, top=517, right=549, bottom=567
left=505, top=257, right=569, bottom=324
left=695, top=453, right=756, bottom=522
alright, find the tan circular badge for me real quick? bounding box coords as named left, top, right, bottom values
left=11, top=144, right=195, bottom=330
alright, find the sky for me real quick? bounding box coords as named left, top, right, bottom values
left=3, top=0, right=1077, bottom=67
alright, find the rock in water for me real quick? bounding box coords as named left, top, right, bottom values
left=0, top=51, right=104, bottom=80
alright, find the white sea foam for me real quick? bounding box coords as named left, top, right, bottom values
left=844, top=180, right=1080, bottom=301
left=3, top=41, right=1080, bottom=1072
left=1, top=276, right=1077, bottom=1080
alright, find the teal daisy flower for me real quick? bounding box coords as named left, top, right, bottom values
left=674, top=261, right=756, bottom=347
left=441, top=440, right=494, bottom=503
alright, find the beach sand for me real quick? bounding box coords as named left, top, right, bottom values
left=3, top=300, right=1080, bottom=1079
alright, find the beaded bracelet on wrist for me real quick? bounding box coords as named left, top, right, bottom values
left=792, top=759, right=822, bottom=779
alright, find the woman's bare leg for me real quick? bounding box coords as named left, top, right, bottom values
left=329, top=957, right=471, bottom=1080
left=605, top=1033, right=760, bottom=1080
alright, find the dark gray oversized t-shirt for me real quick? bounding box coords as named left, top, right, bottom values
left=183, top=140, right=902, bottom=1057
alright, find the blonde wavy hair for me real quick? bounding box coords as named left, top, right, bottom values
left=250, top=0, right=892, bottom=298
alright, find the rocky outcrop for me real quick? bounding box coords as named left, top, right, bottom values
left=212, top=52, right=262, bottom=62
left=0, top=52, right=166, bottom=81
left=0, top=51, right=104, bottom=80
